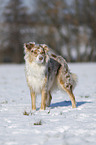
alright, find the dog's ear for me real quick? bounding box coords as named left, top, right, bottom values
left=44, top=46, right=49, bottom=53
left=24, top=42, right=35, bottom=52
left=41, top=44, right=49, bottom=53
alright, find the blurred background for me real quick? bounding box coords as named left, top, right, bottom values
left=0, top=0, right=96, bottom=63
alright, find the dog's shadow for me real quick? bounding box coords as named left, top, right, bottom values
left=50, top=100, right=91, bottom=108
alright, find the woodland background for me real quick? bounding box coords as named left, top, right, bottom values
left=0, top=0, right=96, bottom=63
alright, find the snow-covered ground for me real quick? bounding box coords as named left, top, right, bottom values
left=0, top=63, right=96, bottom=145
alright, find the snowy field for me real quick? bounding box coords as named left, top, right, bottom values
left=0, top=63, right=96, bottom=145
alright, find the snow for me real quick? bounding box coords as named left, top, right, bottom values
left=0, top=63, right=96, bottom=145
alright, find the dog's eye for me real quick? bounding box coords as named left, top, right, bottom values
left=34, top=52, right=37, bottom=54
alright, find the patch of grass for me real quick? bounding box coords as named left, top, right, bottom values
left=34, top=120, right=42, bottom=125
left=80, top=95, right=90, bottom=98
left=48, top=110, right=50, bottom=114
left=30, top=112, right=33, bottom=115
left=60, top=112, right=63, bottom=115
left=23, top=111, right=30, bottom=116
left=80, top=96, right=83, bottom=98
left=1, top=100, right=8, bottom=104
left=85, top=95, right=90, bottom=98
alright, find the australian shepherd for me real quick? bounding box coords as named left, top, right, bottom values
left=24, top=42, right=77, bottom=110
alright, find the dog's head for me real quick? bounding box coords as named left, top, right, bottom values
left=24, top=42, right=49, bottom=64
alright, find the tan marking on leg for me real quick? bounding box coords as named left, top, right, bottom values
left=64, top=88, right=76, bottom=108
left=30, top=91, right=36, bottom=110
left=59, top=78, right=76, bottom=108
left=41, top=89, right=47, bottom=110
left=60, top=79, right=64, bottom=85
left=40, top=77, right=47, bottom=110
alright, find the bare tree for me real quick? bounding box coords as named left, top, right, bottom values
left=3, top=0, right=28, bottom=63
left=34, top=0, right=96, bottom=62
left=0, top=0, right=96, bottom=62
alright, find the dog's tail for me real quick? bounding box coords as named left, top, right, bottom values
left=72, top=73, right=78, bottom=90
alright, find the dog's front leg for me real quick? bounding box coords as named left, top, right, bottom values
left=30, top=90, right=36, bottom=110
left=41, top=89, right=47, bottom=110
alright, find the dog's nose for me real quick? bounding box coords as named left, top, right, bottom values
left=39, top=56, right=43, bottom=60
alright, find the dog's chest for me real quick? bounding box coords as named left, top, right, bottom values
left=25, top=62, right=46, bottom=93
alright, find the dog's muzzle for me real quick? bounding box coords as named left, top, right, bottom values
left=36, top=54, right=44, bottom=64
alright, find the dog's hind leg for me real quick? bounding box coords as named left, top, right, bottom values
left=46, top=91, right=52, bottom=107
left=58, top=78, right=76, bottom=108
left=64, top=87, right=76, bottom=108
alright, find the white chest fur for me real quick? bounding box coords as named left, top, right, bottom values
left=25, top=61, right=46, bottom=94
